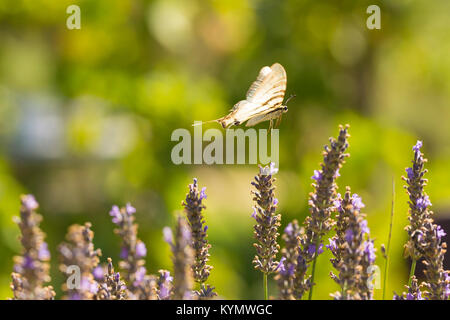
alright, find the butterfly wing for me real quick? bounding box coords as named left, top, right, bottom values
left=246, top=63, right=287, bottom=111
left=229, top=63, right=287, bottom=125
left=245, top=108, right=284, bottom=127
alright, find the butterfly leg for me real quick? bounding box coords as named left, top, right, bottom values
left=275, top=114, right=282, bottom=128
left=269, top=119, right=273, bottom=132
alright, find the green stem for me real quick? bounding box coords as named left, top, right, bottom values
left=382, top=178, right=395, bottom=300
left=263, top=273, right=268, bottom=300
left=408, top=260, right=416, bottom=287
left=308, top=235, right=321, bottom=300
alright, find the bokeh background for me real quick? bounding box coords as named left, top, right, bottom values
left=1, top=0, right=449, bottom=299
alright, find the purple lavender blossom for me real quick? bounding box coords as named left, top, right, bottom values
left=22, top=195, right=39, bottom=211
left=135, top=242, right=147, bottom=258
left=109, top=203, right=153, bottom=299
left=307, top=244, right=324, bottom=256
left=119, top=246, right=129, bottom=259
left=58, top=223, right=101, bottom=300
left=157, top=270, right=173, bottom=300
left=284, top=223, right=294, bottom=236
left=311, top=170, right=322, bottom=182
left=403, top=140, right=448, bottom=299
left=329, top=188, right=375, bottom=300
left=364, top=241, right=376, bottom=264
left=11, top=195, right=55, bottom=300
left=125, top=203, right=136, bottom=215
left=183, top=178, right=215, bottom=298
left=326, top=238, right=337, bottom=251
left=200, top=187, right=207, bottom=200
left=170, top=216, right=194, bottom=300
left=95, top=258, right=127, bottom=300
left=412, top=140, right=423, bottom=153
left=436, top=226, right=446, bottom=241
left=416, top=195, right=431, bottom=211
left=296, top=125, right=350, bottom=299
left=351, top=194, right=365, bottom=210
left=163, top=227, right=173, bottom=245
left=406, top=167, right=414, bottom=180
left=38, top=243, right=50, bottom=261
left=251, top=164, right=282, bottom=275
left=345, top=229, right=354, bottom=243
left=260, top=162, right=279, bottom=176
left=93, top=266, right=104, bottom=281
left=275, top=220, right=301, bottom=300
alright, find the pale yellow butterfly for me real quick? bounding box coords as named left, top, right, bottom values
left=195, top=63, right=294, bottom=129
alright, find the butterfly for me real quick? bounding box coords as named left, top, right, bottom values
left=196, top=63, right=294, bottom=129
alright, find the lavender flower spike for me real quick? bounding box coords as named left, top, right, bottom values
left=109, top=203, right=155, bottom=299
left=274, top=220, right=301, bottom=300
left=182, top=178, right=216, bottom=299
left=169, top=216, right=195, bottom=300
left=295, top=125, right=350, bottom=299
left=11, top=195, right=55, bottom=300
left=251, top=163, right=282, bottom=275
left=403, top=140, right=449, bottom=300
left=156, top=269, right=173, bottom=300
left=328, top=188, right=376, bottom=300
left=394, top=276, right=423, bottom=300
left=59, top=223, right=102, bottom=300
left=95, top=258, right=127, bottom=300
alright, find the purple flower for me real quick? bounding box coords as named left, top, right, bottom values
left=119, top=246, right=129, bottom=259
left=135, top=241, right=147, bottom=258
left=406, top=167, right=414, bottom=180
left=364, top=241, right=376, bottom=263
left=114, top=272, right=120, bottom=282
left=125, top=203, right=136, bottom=215
left=251, top=208, right=257, bottom=219
left=351, top=194, right=365, bottom=210
left=436, top=226, right=446, bottom=241
left=161, top=270, right=173, bottom=283
left=260, top=162, right=279, bottom=176
left=133, top=266, right=146, bottom=286
left=326, top=238, right=337, bottom=251
left=276, top=257, right=286, bottom=272
left=311, top=170, right=322, bottom=182
left=345, top=229, right=354, bottom=242
left=93, top=266, right=104, bottom=281
left=181, top=224, right=191, bottom=242
left=307, top=243, right=324, bottom=256
left=70, top=293, right=82, bottom=300
left=23, top=254, right=34, bottom=269
left=273, top=198, right=279, bottom=206
left=334, top=169, right=341, bottom=178
left=284, top=223, right=294, bottom=236
left=200, top=187, right=207, bottom=200
left=413, top=140, right=423, bottom=153
left=360, top=220, right=370, bottom=235
left=22, top=194, right=39, bottom=211
left=204, top=225, right=208, bottom=232
left=333, top=194, right=342, bottom=212
left=416, top=195, right=431, bottom=210
left=81, top=276, right=98, bottom=294
left=163, top=227, right=173, bottom=244
left=109, top=205, right=122, bottom=224
left=38, top=242, right=50, bottom=260
left=444, top=272, right=450, bottom=298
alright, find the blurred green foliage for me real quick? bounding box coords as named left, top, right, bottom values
left=0, top=0, right=449, bottom=299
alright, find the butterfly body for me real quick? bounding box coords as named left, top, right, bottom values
left=200, top=63, right=289, bottom=129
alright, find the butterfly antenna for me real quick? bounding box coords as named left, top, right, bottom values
left=285, top=94, right=297, bottom=105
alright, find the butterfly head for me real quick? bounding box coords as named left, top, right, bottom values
left=282, top=94, right=296, bottom=113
